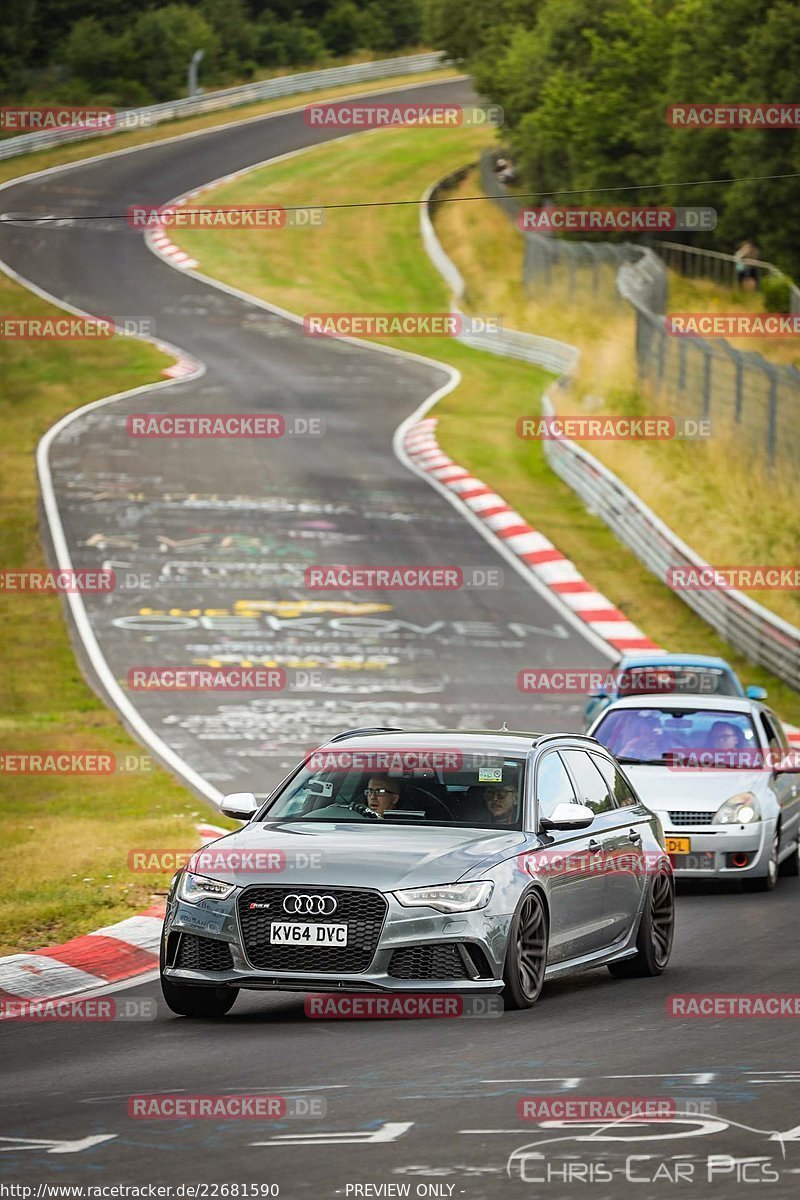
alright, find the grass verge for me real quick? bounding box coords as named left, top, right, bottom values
left=0, top=65, right=458, bottom=188
left=168, top=126, right=800, bottom=724
left=0, top=63, right=458, bottom=956
left=0, top=277, right=241, bottom=955
left=434, top=167, right=799, bottom=630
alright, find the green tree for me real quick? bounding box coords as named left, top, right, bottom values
left=320, top=1, right=361, bottom=56
left=359, top=0, right=423, bottom=52
left=720, top=0, right=800, bottom=276
left=62, top=17, right=129, bottom=93
left=200, top=0, right=257, bottom=74
left=125, top=5, right=218, bottom=100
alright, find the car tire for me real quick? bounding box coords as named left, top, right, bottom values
left=744, top=829, right=779, bottom=892
left=608, top=870, right=674, bottom=978
left=502, top=889, right=548, bottom=1010
left=160, top=939, right=238, bottom=1017
left=778, top=834, right=800, bottom=877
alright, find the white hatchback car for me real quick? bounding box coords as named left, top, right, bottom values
left=588, top=695, right=800, bottom=890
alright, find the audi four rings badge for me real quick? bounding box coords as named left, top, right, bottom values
left=282, top=894, right=338, bottom=915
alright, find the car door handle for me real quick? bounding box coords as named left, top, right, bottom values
left=588, top=839, right=602, bottom=854
left=629, top=829, right=643, bottom=845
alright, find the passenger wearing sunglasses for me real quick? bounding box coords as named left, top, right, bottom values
left=484, top=783, right=519, bottom=826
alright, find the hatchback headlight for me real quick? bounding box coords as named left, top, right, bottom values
left=178, top=871, right=236, bottom=904
left=712, top=793, right=760, bottom=825
left=394, top=881, right=494, bottom=912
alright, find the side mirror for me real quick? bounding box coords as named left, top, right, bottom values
left=540, top=802, right=594, bottom=831
left=219, top=791, right=259, bottom=820
left=746, top=685, right=768, bottom=701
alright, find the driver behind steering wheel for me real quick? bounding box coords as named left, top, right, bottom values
left=364, top=774, right=402, bottom=818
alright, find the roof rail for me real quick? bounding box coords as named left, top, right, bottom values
left=326, top=726, right=406, bottom=743
left=534, top=732, right=601, bottom=746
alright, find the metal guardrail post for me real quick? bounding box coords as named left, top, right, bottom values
left=678, top=337, right=687, bottom=393
left=766, top=366, right=778, bottom=467
left=702, top=346, right=712, bottom=420
left=0, top=52, right=448, bottom=160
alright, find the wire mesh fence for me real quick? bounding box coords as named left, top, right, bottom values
left=480, top=150, right=800, bottom=475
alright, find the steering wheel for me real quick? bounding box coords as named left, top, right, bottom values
left=404, top=785, right=455, bottom=821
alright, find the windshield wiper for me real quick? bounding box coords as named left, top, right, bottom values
left=615, top=756, right=664, bottom=765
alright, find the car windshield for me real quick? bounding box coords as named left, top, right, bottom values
left=593, top=708, right=760, bottom=766
left=261, top=749, right=527, bottom=829
left=618, top=665, right=738, bottom=698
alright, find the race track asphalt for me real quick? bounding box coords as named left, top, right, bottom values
left=1, top=77, right=799, bottom=1197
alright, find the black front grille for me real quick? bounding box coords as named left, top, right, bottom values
left=238, top=886, right=387, bottom=973
left=176, top=934, right=233, bottom=971
left=669, top=811, right=714, bottom=825
left=388, top=943, right=470, bottom=980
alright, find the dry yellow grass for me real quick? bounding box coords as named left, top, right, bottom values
left=435, top=168, right=799, bottom=629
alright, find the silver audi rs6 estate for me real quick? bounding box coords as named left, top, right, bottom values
left=160, top=729, right=674, bottom=1017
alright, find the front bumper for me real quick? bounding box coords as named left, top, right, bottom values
left=664, top=820, right=771, bottom=877
left=162, top=889, right=508, bottom=993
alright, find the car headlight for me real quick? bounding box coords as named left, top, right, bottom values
left=712, top=792, right=761, bottom=825
left=177, top=871, right=236, bottom=904
left=394, top=881, right=494, bottom=913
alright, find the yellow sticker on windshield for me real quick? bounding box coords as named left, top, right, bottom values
left=478, top=766, right=503, bottom=783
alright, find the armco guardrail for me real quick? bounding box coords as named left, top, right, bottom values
left=420, top=169, right=800, bottom=688
left=0, top=52, right=447, bottom=161
left=480, top=152, right=800, bottom=476
left=421, top=170, right=578, bottom=376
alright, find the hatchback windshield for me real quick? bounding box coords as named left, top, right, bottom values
left=262, top=750, right=527, bottom=828
left=618, top=665, right=738, bottom=698
left=593, top=707, right=759, bottom=766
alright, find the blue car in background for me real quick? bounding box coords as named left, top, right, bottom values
left=584, top=653, right=767, bottom=729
